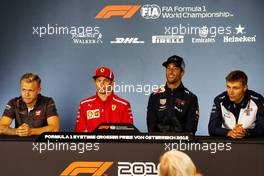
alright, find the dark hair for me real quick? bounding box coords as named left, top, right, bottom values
left=225, top=70, right=247, bottom=85
left=20, top=73, right=41, bottom=86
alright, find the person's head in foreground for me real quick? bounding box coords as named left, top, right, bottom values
left=159, top=150, right=202, bottom=176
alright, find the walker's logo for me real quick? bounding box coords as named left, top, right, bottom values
left=95, top=5, right=141, bottom=19
left=60, top=161, right=113, bottom=176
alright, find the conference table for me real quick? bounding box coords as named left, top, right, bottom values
left=0, top=134, right=263, bottom=176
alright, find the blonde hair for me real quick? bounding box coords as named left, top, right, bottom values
left=159, top=150, right=202, bottom=176
left=20, top=73, right=41, bottom=86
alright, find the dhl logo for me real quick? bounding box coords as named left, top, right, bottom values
left=60, top=161, right=113, bottom=176
left=95, top=5, right=141, bottom=19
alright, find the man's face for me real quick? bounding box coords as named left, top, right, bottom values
left=20, top=80, right=41, bottom=107
left=95, top=76, right=113, bottom=95
left=226, top=81, right=247, bottom=104
left=166, top=63, right=184, bottom=84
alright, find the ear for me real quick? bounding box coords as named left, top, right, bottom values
left=180, top=70, right=185, bottom=77
left=244, top=84, right=248, bottom=92
left=111, top=80, right=115, bottom=86
left=38, top=86, right=42, bottom=94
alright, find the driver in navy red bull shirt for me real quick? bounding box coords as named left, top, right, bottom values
left=147, top=55, right=199, bottom=134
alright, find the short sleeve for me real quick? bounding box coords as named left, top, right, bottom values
left=46, top=98, right=58, bottom=118
left=2, top=99, right=16, bottom=119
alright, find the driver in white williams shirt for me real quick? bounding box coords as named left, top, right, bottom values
left=209, top=70, right=264, bottom=139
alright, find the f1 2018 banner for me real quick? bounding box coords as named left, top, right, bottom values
left=0, top=138, right=263, bottom=175
left=0, top=0, right=263, bottom=134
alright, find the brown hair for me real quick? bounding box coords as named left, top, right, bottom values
left=20, top=73, right=41, bottom=86
left=225, top=70, right=248, bottom=85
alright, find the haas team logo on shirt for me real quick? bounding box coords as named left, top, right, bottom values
left=35, top=110, right=42, bottom=116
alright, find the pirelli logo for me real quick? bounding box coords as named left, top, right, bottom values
left=60, top=161, right=113, bottom=176
left=95, top=5, right=141, bottom=19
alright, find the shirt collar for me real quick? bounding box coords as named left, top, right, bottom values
left=19, top=94, right=41, bottom=110
left=165, top=82, right=184, bottom=93
left=96, top=92, right=114, bottom=103
left=225, top=90, right=250, bottom=109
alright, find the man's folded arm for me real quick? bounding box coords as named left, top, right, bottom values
left=0, top=116, right=17, bottom=135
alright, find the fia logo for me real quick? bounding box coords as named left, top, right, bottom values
left=140, top=4, right=161, bottom=19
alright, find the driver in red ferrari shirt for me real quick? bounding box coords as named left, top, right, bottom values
left=75, top=66, right=134, bottom=132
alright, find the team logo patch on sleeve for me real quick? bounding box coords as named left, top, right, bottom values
left=196, top=110, right=199, bottom=119
left=5, top=104, right=11, bottom=110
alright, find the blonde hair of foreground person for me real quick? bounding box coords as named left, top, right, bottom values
left=159, top=150, right=202, bottom=176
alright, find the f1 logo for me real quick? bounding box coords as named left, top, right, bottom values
left=98, top=125, right=110, bottom=130
left=60, top=161, right=113, bottom=176
left=95, top=5, right=141, bottom=19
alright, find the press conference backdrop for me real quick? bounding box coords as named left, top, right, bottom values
left=0, top=0, right=263, bottom=135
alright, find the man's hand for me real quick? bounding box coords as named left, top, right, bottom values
left=227, top=124, right=246, bottom=139
left=16, top=123, right=32, bottom=136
